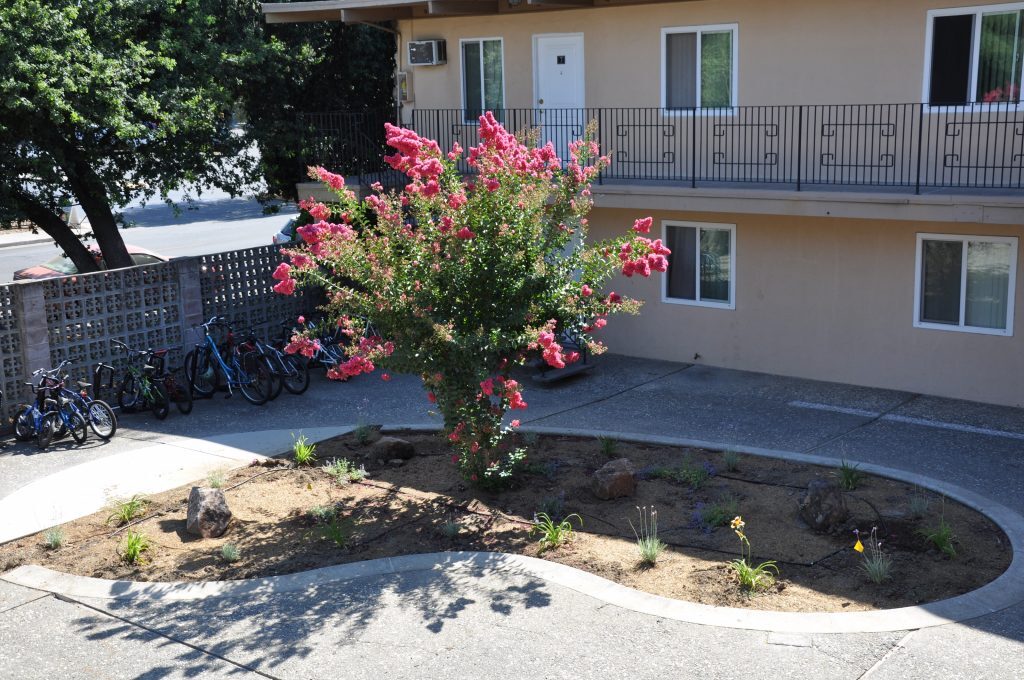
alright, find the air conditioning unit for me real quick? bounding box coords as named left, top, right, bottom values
left=408, top=39, right=446, bottom=66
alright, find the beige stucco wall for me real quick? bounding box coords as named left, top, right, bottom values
left=397, top=0, right=1007, bottom=112
left=586, top=208, right=1024, bottom=407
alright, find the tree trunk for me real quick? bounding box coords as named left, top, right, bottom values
left=13, top=192, right=100, bottom=274
left=56, top=139, right=134, bottom=270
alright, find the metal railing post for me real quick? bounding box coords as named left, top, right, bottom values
left=796, top=106, right=803, bottom=191
left=915, top=103, right=924, bottom=195
left=691, top=109, right=697, bottom=189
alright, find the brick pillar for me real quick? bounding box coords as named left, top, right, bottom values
left=16, top=282, right=51, bottom=377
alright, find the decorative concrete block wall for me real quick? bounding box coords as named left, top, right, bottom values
left=2, top=244, right=318, bottom=424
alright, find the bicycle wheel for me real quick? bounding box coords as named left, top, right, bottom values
left=37, top=412, right=58, bottom=450
left=150, top=381, right=170, bottom=420
left=237, top=351, right=271, bottom=405
left=117, top=374, right=143, bottom=412
left=164, top=372, right=193, bottom=415
left=281, top=354, right=311, bottom=395
left=14, top=407, right=34, bottom=441
left=63, top=408, right=88, bottom=444
left=263, top=354, right=283, bottom=401
left=185, top=348, right=218, bottom=397
left=85, top=399, right=117, bottom=439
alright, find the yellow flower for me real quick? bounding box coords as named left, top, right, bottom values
left=854, top=539, right=864, bottom=553
left=730, top=516, right=745, bottom=530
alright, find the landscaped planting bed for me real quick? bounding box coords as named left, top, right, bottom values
left=0, top=431, right=1010, bottom=613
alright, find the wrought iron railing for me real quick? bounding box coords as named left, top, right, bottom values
left=409, top=104, right=1024, bottom=192
left=296, top=109, right=398, bottom=185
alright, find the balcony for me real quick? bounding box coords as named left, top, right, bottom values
left=412, top=104, right=1024, bottom=194
left=299, top=104, right=1024, bottom=202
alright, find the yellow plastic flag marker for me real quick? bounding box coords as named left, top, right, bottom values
left=854, top=539, right=864, bottom=553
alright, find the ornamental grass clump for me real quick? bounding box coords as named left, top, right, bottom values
left=630, top=506, right=665, bottom=567
left=854, top=526, right=892, bottom=584
left=728, top=516, right=779, bottom=592
left=532, top=512, right=581, bottom=552
left=274, top=113, right=670, bottom=488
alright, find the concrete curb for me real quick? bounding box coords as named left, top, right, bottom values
left=0, top=235, right=53, bottom=250
left=3, top=423, right=1023, bottom=634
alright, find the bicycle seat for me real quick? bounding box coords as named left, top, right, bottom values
left=152, top=349, right=169, bottom=358
left=43, top=398, right=56, bottom=409
left=77, top=380, right=92, bottom=389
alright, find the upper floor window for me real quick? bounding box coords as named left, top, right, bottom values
left=914, top=233, right=1018, bottom=336
left=462, top=38, right=504, bottom=120
left=926, top=4, right=1024, bottom=105
left=661, top=24, right=737, bottom=110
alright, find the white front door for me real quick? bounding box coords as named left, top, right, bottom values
left=534, top=34, right=585, bottom=161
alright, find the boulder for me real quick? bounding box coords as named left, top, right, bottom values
left=186, top=487, right=232, bottom=538
left=592, top=458, right=636, bottom=500
left=798, top=479, right=849, bottom=532
left=372, top=436, right=415, bottom=461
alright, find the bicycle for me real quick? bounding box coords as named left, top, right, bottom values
left=13, top=366, right=87, bottom=448
left=184, top=316, right=274, bottom=405
left=40, top=360, right=118, bottom=440
left=242, top=326, right=310, bottom=398
left=111, top=340, right=171, bottom=419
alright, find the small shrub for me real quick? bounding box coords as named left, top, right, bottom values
left=309, top=504, right=339, bottom=524
left=106, top=495, right=149, bottom=526
left=537, top=491, right=566, bottom=520
left=318, top=516, right=354, bottom=548
left=722, top=450, right=740, bottom=472
left=353, top=423, right=377, bottom=446
left=120, top=531, right=151, bottom=565
left=837, top=460, right=864, bottom=491
left=221, top=543, right=241, bottom=563
left=525, top=459, right=561, bottom=479
left=920, top=516, right=957, bottom=557
left=654, top=456, right=715, bottom=490
left=206, top=469, right=227, bottom=489
left=854, top=526, right=892, bottom=584
left=440, top=520, right=461, bottom=539
left=728, top=516, right=778, bottom=592
left=692, top=494, right=740, bottom=532
left=630, top=506, right=665, bottom=567
left=532, top=512, right=581, bottom=551
left=293, top=434, right=317, bottom=466
left=324, top=458, right=366, bottom=484
left=597, top=436, right=618, bottom=457
left=908, top=487, right=932, bottom=518
left=43, top=528, right=65, bottom=550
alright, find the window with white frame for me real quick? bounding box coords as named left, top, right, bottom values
left=925, top=4, right=1024, bottom=105
left=462, top=38, right=504, bottom=120
left=663, top=221, right=735, bottom=308
left=915, top=233, right=1018, bottom=335
left=662, top=24, right=737, bottom=109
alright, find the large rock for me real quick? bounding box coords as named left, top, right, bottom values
left=592, top=458, right=636, bottom=500
left=186, top=487, right=232, bottom=538
left=372, top=436, right=415, bottom=461
left=798, top=479, right=849, bottom=532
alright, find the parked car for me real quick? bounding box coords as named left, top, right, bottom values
left=272, top=218, right=299, bottom=246
left=13, top=245, right=168, bottom=280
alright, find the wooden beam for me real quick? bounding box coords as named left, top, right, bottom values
left=527, top=0, right=593, bottom=7
left=427, top=0, right=498, bottom=15
left=341, top=6, right=415, bottom=22
left=265, top=9, right=342, bottom=23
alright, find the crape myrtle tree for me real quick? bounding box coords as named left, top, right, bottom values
left=274, top=114, right=672, bottom=487
left=0, top=0, right=266, bottom=271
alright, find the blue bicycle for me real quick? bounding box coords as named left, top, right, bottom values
left=13, top=364, right=89, bottom=448
left=184, top=316, right=273, bottom=405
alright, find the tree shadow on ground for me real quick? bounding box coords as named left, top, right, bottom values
left=71, top=553, right=553, bottom=678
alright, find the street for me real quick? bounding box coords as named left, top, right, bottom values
left=0, top=194, right=296, bottom=282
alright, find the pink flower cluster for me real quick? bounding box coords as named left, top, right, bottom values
left=309, top=166, right=346, bottom=191
left=619, top=232, right=671, bottom=278
left=326, top=355, right=375, bottom=380
left=284, top=335, right=320, bottom=358
left=479, top=376, right=527, bottom=410
left=295, top=220, right=356, bottom=257
left=298, top=197, right=332, bottom=222
left=466, top=112, right=564, bottom=182
left=272, top=262, right=295, bottom=295
left=384, top=122, right=445, bottom=197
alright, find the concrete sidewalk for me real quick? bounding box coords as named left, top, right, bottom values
left=0, top=357, right=1022, bottom=679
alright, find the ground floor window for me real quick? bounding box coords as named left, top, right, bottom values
left=462, top=38, right=503, bottom=120
left=663, top=221, right=735, bottom=308
left=915, top=233, right=1017, bottom=335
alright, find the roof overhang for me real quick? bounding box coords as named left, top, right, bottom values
left=262, top=0, right=682, bottom=25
